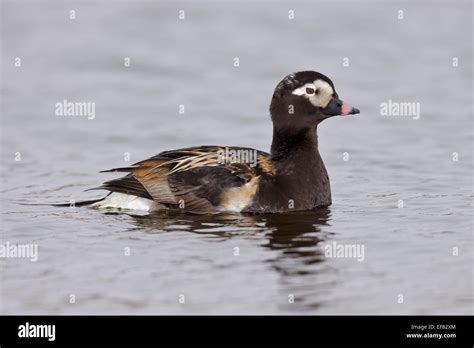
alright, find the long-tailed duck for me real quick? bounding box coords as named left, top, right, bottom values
left=79, top=71, right=359, bottom=213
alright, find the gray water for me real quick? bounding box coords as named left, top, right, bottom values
left=1, top=0, right=472, bottom=314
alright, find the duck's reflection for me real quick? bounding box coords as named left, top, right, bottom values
left=126, top=207, right=331, bottom=273
left=263, top=209, right=330, bottom=249
left=262, top=209, right=330, bottom=272
left=123, top=208, right=331, bottom=311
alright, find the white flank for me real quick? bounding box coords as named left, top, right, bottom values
left=218, top=178, right=259, bottom=212
left=90, top=192, right=154, bottom=211
left=218, top=200, right=247, bottom=213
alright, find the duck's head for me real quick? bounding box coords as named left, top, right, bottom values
left=270, top=71, right=359, bottom=130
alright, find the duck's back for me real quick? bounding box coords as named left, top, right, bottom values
left=91, top=146, right=277, bottom=213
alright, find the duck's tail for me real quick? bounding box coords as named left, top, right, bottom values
left=24, top=192, right=155, bottom=212
left=17, top=195, right=109, bottom=208
left=50, top=196, right=108, bottom=207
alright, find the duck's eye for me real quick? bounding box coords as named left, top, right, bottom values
left=305, top=87, right=315, bottom=94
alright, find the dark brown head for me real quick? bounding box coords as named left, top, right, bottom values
left=269, top=71, right=359, bottom=131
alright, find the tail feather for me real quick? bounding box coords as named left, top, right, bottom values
left=51, top=195, right=109, bottom=207
left=100, top=167, right=135, bottom=173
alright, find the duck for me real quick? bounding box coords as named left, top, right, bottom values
left=80, top=71, right=360, bottom=214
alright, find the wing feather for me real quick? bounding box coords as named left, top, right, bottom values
left=97, top=146, right=274, bottom=212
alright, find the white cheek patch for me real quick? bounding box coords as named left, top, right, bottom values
left=291, top=83, right=314, bottom=96
left=291, top=79, right=334, bottom=108
left=312, top=79, right=333, bottom=108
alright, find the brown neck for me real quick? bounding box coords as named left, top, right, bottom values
left=270, top=126, right=319, bottom=162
